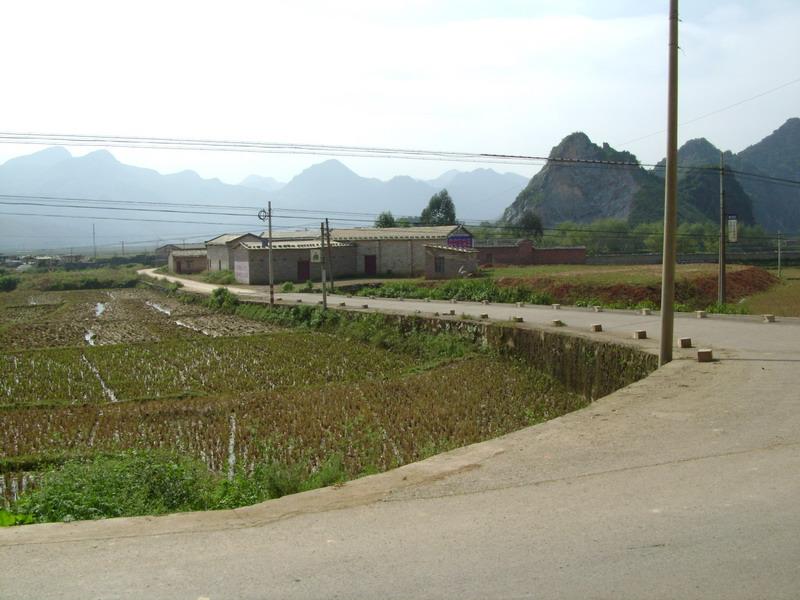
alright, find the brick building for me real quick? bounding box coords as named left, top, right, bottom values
left=262, top=225, right=474, bottom=277
left=231, top=240, right=357, bottom=284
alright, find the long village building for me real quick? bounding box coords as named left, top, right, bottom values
left=168, top=225, right=586, bottom=284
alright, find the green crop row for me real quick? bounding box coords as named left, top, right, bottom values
left=0, top=331, right=419, bottom=408
left=1, top=356, right=586, bottom=477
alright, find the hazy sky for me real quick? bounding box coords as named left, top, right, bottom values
left=0, top=0, right=798, bottom=184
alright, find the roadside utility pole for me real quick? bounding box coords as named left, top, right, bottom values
left=268, top=202, right=275, bottom=307
left=320, top=222, right=328, bottom=310
left=718, top=152, right=726, bottom=304
left=257, top=204, right=275, bottom=306
left=325, top=218, right=334, bottom=292
left=778, top=232, right=782, bottom=278
left=659, top=0, right=679, bottom=367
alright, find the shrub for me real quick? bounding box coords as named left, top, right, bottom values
left=14, top=451, right=218, bottom=522
left=0, top=275, right=19, bottom=292
left=281, top=281, right=295, bottom=292
left=208, top=287, right=239, bottom=311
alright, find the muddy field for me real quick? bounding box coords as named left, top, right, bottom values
left=0, top=288, right=274, bottom=350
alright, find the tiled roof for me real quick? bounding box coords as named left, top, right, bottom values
left=239, top=240, right=352, bottom=250
left=331, top=225, right=469, bottom=241
left=424, top=245, right=479, bottom=254
left=171, top=249, right=208, bottom=257
left=206, top=233, right=259, bottom=246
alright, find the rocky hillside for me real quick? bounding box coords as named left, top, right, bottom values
left=502, top=133, right=653, bottom=226
left=505, top=119, right=799, bottom=232
left=503, top=133, right=749, bottom=228
left=650, top=119, right=799, bottom=231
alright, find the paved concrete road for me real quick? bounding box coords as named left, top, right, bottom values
left=2, top=272, right=798, bottom=599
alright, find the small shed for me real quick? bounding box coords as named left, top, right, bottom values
left=424, top=245, right=479, bottom=279
left=168, top=249, right=208, bottom=274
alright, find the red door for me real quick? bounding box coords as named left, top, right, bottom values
left=364, top=255, right=377, bottom=276
left=297, top=260, right=310, bottom=282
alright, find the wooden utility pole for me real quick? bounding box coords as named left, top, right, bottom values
left=659, top=0, right=679, bottom=367
left=778, top=232, right=783, bottom=279
left=325, top=218, right=334, bottom=292
left=320, top=222, right=328, bottom=310
left=718, top=152, right=726, bottom=304
left=92, top=224, right=97, bottom=260
left=268, top=201, right=275, bottom=307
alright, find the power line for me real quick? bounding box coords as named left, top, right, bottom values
left=0, top=130, right=716, bottom=171
left=621, top=75, right=800, bottom=145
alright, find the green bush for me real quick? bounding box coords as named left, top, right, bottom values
left=0, top=275, right=19, bottom=292
left=281, top=281, right=295, bottom=292
left=13, top=451, right=218, bottom=522
left=8, top=449, right=352, bottom=523
left=208, top=287, right=239, bottom=311
left=216, top=453, right=347, bottom=509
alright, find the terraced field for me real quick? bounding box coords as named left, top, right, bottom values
left=0, top=284, right=586, bottom=514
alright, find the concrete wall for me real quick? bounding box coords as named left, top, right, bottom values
left=352, top=239, right=441, bottom=276
left=208, top=235, right=262, bottom=272
left=207, top=245, right=230, bottom=272
left=232, top=246, right=358, bottom=284
left=424, top=248, right=479, bottom=279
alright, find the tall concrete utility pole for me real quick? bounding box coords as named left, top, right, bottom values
left=718, top=152, right=726, bottom=305
left=92, top=224, right=97, bottom=260
left=258, top=204, right=275, bottom=307
left=268, top=202, right=275, bottom=307
left=777, top=232, right=783, bottom=279
left=659, top=0, right=679, bottom=367
left=325, top=218, right=334, bottom=292
left=320, top=222, right=328, bottom=310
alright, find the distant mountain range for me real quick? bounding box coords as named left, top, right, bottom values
left=2, top=118, right=796, bottom=253
left=504, top=118, right=800, bottom=233
left=0, top=149, right=527, bottom=252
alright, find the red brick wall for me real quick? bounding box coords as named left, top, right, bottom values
left=531, top=247, right=586, bottom=265
left=477, top=241, right=533, bottom=265
left=477, top=241, right=585, bottom=265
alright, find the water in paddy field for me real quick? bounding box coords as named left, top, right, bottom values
left=175, top=320, right=210, bottom=335
left=145, top=300, right=172, bottom=316
left=94, top=303, right=106, bottom=317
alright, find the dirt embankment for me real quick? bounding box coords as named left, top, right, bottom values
left=496, top=267, right=778, bottom=309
